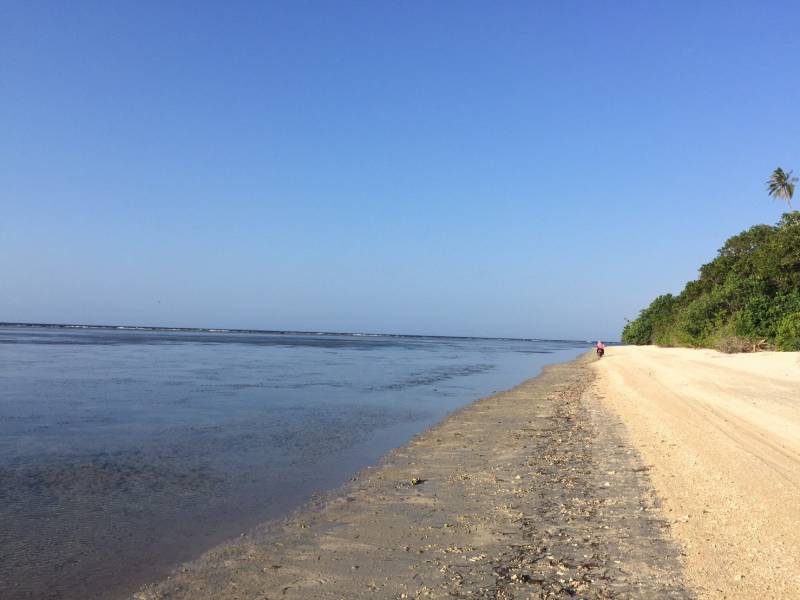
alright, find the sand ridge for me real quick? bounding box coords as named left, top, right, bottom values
left=593, top=346, right=800, bottom=599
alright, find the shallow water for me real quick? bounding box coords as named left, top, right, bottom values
left=0, top=326, right=588, bottom=599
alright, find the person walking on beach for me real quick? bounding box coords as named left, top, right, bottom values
left=596, top=340, right=605, bottom=357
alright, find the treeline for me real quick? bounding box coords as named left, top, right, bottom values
left=622, top=212, right=800, bottom=351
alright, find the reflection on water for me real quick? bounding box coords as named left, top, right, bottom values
left=0, top=326, right=588, bottom=599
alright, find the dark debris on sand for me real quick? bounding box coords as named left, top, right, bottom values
left=136, top=356, right=693, bottom=600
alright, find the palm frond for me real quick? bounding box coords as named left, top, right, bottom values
left=766, top=167, right=797, bottom=207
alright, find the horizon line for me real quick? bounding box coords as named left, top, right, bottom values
left=0, top=321, right=603, bottom=345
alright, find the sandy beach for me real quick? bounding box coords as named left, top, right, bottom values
left=593, top=346, right=800, bottom=598
left=135, top=354, right=689, bottom=599
left=134, top=346, right=800, bottom=599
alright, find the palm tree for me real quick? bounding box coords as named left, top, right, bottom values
left=766, top=167, right=797, bottom=208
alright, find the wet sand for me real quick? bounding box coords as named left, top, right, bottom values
left=135, top=354, right=690, bottom=599
left=593, top=346, right=800, bottom=599
left=3, top=328, right=586, bottom=600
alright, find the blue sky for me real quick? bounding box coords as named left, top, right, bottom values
left=2, top=2, right=799, bottom=340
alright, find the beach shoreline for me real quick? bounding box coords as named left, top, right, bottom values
left=593, top=346, right=800, bottom=599
left=2, top=329, right=589, bottom=600
left=134, top=353, right=689, bottom=599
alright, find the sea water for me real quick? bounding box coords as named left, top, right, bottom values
left=0, top=325, right=588, bottom=599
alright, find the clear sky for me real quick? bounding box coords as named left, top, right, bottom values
left=2, top=2, right=799, bottom=340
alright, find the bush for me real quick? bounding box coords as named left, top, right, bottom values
left=733, top=294, right=775, bottom=339
left=621, top=294, right=676, bottom=345
left=775, top=312, right=800, bottom=351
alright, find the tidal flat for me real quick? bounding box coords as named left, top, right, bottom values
left=0, top=326, right=587, bottom=599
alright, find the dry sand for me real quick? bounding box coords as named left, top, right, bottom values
left=593, top=346, right=800, bottom=599
left=134, top=355, right=690, bottom=599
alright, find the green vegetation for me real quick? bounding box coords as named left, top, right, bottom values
left=622, top=211, right=800, bottom=351
left=767, top=167, right=797, bottom=209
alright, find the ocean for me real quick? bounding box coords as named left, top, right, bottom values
left=0, top=325, right=589, bottom=599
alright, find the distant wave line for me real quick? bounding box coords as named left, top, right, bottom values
left=0, top=322, right=597, bottom=345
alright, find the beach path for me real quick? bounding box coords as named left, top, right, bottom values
left=593, top=346, right=800, bottom=599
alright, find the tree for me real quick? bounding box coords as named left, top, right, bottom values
left=622, top=211, right=800, bottom=351
left=766, top=167, right=797, bottom=208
